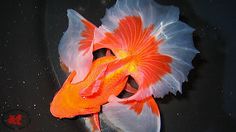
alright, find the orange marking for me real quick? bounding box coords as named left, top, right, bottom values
left=94, top=16, right=172, bottom=89
left=93, top=113, right=101, bottom=131
left=79, top=19, right=96, bottom=52
left=59, top=60, right=69, bottom=73
left=125, top=83, right=137, bottom=94
left=122, top=96, right=160, bottom=116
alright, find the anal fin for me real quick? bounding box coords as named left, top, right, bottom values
left=103, top=96, right=160, bottom=132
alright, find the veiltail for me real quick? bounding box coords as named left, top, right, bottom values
left=96, top=0, right=198, bottom=131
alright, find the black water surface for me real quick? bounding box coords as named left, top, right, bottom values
left=0, top=0, right=235, bottom=131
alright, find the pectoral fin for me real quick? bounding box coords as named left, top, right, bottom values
left=59, top=9, right=96, bottom=83
left=79, top=63, right=108, bottom=97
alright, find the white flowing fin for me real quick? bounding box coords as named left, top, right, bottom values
left=129, top=21, right=199, bottom=100
left=93, top=0, right=181, bottom=52
left=103, top=96, right=161, bottom=132
left=101, top=0, right=179, bottom=31
left=58, top=9, right=96, bottom=83
left=95, top=0, right=199, bottom=100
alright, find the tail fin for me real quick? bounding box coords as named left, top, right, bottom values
left=93, top=0, right=198, bottom=100
left=102, top=96, right=160, bottom=132
left=59, top=9, right=96, bottom=83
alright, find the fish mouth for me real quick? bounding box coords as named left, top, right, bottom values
left=50, top=98, right=76, bottom=118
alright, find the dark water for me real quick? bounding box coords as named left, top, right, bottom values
left=0, top=0, right=236, bottom=131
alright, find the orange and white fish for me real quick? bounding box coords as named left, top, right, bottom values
left=50, top=0, right=198, bottom=131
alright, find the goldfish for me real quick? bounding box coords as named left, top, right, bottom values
left=50, top=0, right=198, bottom=131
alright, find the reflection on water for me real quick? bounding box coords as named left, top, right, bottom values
left=45, top=0, right=236, bottom=131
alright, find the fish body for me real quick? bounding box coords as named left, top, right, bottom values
left=50, top=0, right=198, bottom=131
left=50, top=56, right=127, bottom=117
left=51, top=54, right=142, bottom=117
